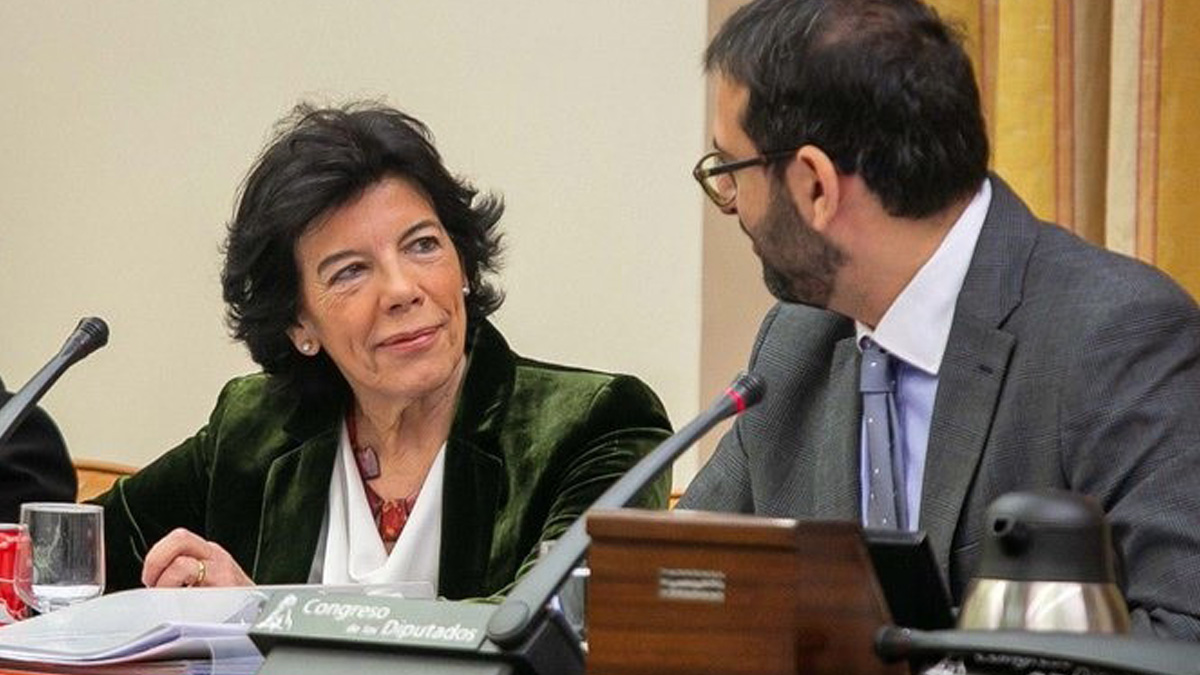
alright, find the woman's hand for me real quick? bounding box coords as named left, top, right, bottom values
left=141, top=528, right=254, bottom=588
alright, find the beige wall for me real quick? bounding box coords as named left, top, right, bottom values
left=0, top=1, right=711, bottom=485
left=698, top=0, right=773, bottom=462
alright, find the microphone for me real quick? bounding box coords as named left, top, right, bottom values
left=0, top=317, right=109, bottom=447
left=486, top=371, right=766, bottom=648
left=875, top=626, right=1200, bottom=675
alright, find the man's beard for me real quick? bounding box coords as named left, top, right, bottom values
left=752, top=185, right=845, bottom=307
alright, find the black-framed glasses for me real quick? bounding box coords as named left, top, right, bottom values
left=692, top=148, right=798, bottom=208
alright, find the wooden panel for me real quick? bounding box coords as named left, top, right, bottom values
left=698, top=0, right=774, bottom=468
left=74, top=458, right=137, bottom=502
left=587, top=509, right=903, bottom=675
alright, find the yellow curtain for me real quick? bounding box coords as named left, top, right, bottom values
left=928, top=0, right=1200, bottom=299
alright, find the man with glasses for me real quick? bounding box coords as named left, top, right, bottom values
left=679, top=0, right=1200, bottom=640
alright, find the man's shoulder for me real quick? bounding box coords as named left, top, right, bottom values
left=762, top=302, right=853, bottom=332
left=1025, top=223, right=1197, bottom=318
left=980, top=179, right=1191, bottom=310
left=752, top=303, right=854, bottom=357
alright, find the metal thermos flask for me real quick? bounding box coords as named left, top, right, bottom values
left=957, top=490, right=1130, bottom=633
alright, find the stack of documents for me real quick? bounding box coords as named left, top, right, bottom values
left=0, top=588, right=266, bottom=675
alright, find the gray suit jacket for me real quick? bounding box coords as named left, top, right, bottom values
left=679, top=177, right=1200, bottom=640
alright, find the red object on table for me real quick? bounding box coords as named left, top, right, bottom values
left=0, top=524, right=29, bottom=624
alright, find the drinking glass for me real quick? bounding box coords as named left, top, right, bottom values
left=16, top=503, right=105, bottom=613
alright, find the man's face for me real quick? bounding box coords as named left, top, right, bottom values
left=712, top=76, right=770, bottom=225
left=755, top=186, right=844, bottom=306
left=712, top=76, right=844, bottom=307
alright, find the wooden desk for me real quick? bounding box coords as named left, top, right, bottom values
left=587, top=509, right=905, bottom=675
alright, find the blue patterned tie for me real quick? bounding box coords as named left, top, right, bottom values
left=860, top=338, right=907, bottom=529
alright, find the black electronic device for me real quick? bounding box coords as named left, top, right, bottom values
left=864, top=528, right=955, bottom=630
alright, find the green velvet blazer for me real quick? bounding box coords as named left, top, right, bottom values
left=94, top=321, right=671, bottom=598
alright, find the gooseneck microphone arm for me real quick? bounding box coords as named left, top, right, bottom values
left=0, top=317, right=109, bottom=448
left=486, top=372, right=766, bottom=648
left=875, top=626, right=1200, bottom=675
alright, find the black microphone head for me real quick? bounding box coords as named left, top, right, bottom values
left=77, top=317, right=110, bottom=348
left=64, top=317, right=110, bottom=361
left=728, top=371, right=766, bottom=409
left=76, top=317, right=110, bottom=352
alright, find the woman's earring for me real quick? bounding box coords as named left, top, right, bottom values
left=300, top=340, right=316, bottom=355
left=462, top=284, right=470, bottom=296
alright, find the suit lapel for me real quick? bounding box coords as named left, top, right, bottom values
left=436, top=321, right=513, bottom=598
left=253, top=426, right=339, bottom=584
left=811, top=336, right=863, bottom=520
left=921, top=318, right=1013, bottom=570
left=920, top=176, right=1036, bottom=571
left=437, top=437, right=504, bottom=598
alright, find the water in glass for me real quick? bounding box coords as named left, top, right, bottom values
left=17, top=503, right=105, bottom=613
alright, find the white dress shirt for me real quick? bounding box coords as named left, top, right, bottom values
left=308, top=419, right=443, bottom=594
left=856, top=179, right=992, bottom=529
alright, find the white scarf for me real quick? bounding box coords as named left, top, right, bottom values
left=310, top=420, right=444, bottom=592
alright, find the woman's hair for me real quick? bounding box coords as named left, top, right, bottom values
left=221, top=102, right=504, bottom=405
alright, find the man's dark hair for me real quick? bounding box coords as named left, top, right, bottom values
left=221, top=102, right=504, bottom=405
left=706, top=0, right=988, bottom=218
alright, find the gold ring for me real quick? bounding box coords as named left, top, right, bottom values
left=192, top=559, right=207, bottom=587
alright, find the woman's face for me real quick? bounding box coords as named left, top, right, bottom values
left=288, top=176, right=468, bottom=407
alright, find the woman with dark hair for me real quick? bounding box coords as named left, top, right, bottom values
left=93, top=103, right=671, bottom=599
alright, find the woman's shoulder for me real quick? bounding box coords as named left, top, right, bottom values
left=472, top=321, right=664, bottom=412
left=460, top=322, right=673, bottom=439
left=512, top=355, right=655, bottom=398
left=206, top=372, right=316, bottom=434
left=212, top=372, right=284, bottom=413
left=508, top=356, right=670, bottom=431
left=195, top=373, right=338, bottom=469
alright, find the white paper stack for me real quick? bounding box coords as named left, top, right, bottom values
left=0, top=587, right=265, bottom=672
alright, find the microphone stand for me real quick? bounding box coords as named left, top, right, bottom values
left=0, top=317, right=108, bottom=447
left=486, top=372, right=765, bottom=648
left=876, top=626, right=1200, bottom=675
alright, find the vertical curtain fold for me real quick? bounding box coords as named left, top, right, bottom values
left=930, top=0, right=1197, bottom=299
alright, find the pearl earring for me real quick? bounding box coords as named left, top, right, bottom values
left=300, top=340, right=316, bottom=355
left=462, top=284, right=470, bottom=296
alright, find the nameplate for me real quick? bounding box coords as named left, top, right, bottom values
left=250, top=590, right=494, bottom=654
left=658, top=567, right=726, bottom=603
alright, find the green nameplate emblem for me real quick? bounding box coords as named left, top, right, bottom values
left=250, top=590, right=495, bottom=653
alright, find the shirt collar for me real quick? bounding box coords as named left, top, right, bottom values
left=856, top=179, right=992, bottom=374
